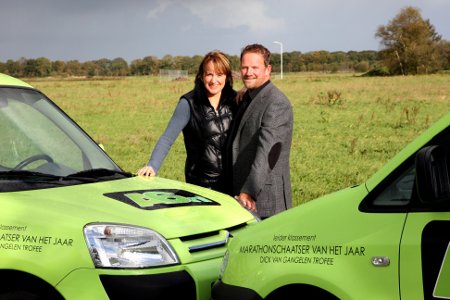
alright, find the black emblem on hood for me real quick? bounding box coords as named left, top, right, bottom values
left=104, top=189, right=219, bottom=210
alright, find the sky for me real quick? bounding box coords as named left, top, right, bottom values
left=1, top=0, right=450, bottom=63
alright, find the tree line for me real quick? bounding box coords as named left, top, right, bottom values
left=0, top=6, right=448, bottom=78
left=0, top=50, right=383, bottom=78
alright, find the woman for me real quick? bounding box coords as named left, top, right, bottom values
left=137, top=50, right=236, bottom=192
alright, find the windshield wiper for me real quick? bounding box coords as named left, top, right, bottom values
left=0, top=169, right=132, bottom=184
left=0, top=169, right=132, bottom=192
left=0, top=170, right=63, bottom=180
left=0, top=170, right=87, bottom=189
left=66, top=168, right=133, bottom=179
left=0, top=170, right=101, bottom=184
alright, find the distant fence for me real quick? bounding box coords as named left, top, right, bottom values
left=159, top=69, right=188, bottom=81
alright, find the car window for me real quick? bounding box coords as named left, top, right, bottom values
left=372, top=166, right=414, bottom=206
left=363, top=125, right=450, bottom=212
left=1, top=98, right=83, bottom=171
left=0, top=87, right=121, bottom=175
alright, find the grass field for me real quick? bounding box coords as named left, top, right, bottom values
left=27, top=73, right=450, bottom=206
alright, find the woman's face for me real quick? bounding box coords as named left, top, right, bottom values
left=202, top=60, right=226, bottom=97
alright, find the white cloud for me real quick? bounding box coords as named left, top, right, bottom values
left=147, top=0, right=286, bottom=33
left=147, top=0, right=175, bottom=19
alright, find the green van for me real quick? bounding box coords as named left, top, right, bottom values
left=212, top=112, right=450, bottom=299
left=0, top=73, right=258, bottom=299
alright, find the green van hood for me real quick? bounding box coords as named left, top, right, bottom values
left=4, top=175, right=254, bottom=239
left=0, top=73, right=33, bottom=87
left=230, top=185, right=369, bottom=246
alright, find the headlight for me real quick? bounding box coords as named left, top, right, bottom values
left=84, top=224, right=179, bottom=268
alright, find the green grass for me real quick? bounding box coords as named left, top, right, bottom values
left=28, top=73, right=450, bottom=206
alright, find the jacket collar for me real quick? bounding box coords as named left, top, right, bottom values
left=248, top=80, right=271, bottom=100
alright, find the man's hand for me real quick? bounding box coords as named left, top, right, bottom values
left=235, top=192, right=257, bottom=212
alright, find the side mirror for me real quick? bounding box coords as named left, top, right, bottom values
left=415, top=145, right=450, bottom=203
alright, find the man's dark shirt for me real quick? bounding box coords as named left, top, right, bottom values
left=230, top=80, right=270, bottom=142
left=224, top=80, right=271, bottom=195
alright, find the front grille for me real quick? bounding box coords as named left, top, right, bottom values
left=100, top=271, right=196, bottom=300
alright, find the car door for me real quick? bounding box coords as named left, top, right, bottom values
left=400, top=129, right=450, bottom=300
left=361, top=125, right=450, bottom=300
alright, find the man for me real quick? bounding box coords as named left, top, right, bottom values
left=229, top=43, right=293, bottom=219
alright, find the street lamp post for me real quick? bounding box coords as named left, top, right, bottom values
left=273, top=41, right=283, bottom=79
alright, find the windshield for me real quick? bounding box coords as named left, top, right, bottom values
left=0, top=87, right=129, bottom=191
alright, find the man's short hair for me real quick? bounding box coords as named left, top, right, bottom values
left=240, top=44, right=271, bottom=67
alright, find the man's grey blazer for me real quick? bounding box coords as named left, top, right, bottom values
left=231, top=81, right=293, bottom=218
